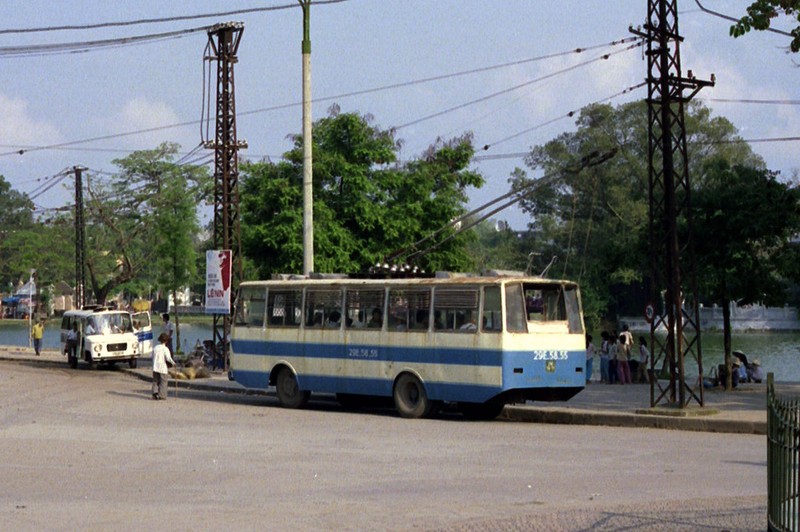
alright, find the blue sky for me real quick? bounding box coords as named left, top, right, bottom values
left=1, top=1, right=798, bottom=229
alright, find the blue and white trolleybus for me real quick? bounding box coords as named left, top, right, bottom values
left=229, top=272, right=586, bottom=419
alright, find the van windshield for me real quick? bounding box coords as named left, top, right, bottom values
left=88, top=313, right=133, bottom=335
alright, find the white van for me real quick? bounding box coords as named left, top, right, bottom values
left=60, top=307, right=146, bottom=369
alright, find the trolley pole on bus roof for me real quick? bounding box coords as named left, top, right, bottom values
left=300, top=0, right=314, bottom=276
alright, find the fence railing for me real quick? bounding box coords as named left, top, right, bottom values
left=768, top=372, right=800, bottom=531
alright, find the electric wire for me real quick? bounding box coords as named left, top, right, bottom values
left=394, top=40, right=644, bottom=131
left=0, top=37, right=641, bottom=158
left=480, top=81, right=647, bottom=152
left=0, top=26, right=210, bottom=58
left=693, top=0, right=794, bottom=37
left=0, top=1, right=348, bottom=35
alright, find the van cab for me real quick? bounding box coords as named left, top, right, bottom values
left=60, top=307, right=145, bottom=369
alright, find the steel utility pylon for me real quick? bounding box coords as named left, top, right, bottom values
left=631, top=0, right=713, bottom=408
left=204, top=22, right=247, bottom=368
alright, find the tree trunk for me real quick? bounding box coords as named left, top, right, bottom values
left=173, top=287, right=181, bottom=355
left=723, top=299, right=733, bottom=391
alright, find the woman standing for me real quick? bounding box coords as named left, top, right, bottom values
left=585, top=334, right=597, bottom=384
left=152, top=332, right=175, bottom=400
left=637, top=336, right=650, bottom=384
left=616, top=333, right=632, bottom=384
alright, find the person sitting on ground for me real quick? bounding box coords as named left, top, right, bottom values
left=749, top=359, right=765, bottom=383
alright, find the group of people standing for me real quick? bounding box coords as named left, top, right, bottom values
left=585, top=325, right=651, bottom=384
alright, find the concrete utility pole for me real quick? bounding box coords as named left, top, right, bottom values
left=300, top=0, right=314, bottom=276
left=631, top=0, right=714, bottom=409
left=73, top=166, right=87, bottom=308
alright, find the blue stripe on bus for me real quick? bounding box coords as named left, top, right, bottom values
left=231, top=338, right=585, bottom=402
left=232, top=338, right=504, bottom=366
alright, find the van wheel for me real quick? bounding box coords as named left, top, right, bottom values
left=275, top=367, right=310, bottom=409
left=128, top=358, right=137, bottom=369
left=85, top=353, right=95, bottom=370
left=393, top=373, right=433, bottom=419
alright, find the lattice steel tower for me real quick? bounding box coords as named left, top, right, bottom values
left=205, top=22, right=246, bottom=366
left=631, top=1, right=713, bottom=408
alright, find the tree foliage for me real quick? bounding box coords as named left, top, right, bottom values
left=240, top=111, right=484, bottom=277
left=509, top=100, right=765, bottom=326
left=84, top=143, right=210, bottom=303
left=731, top=0, right=800, bottom=52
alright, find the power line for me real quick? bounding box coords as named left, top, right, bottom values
left=700, top=97, right=800, bottom=105
left=0, top=1, right=348, bottom=35
left=479, top=81, right=647, bottom=152
left=394, top=40, right=644, bottom=130
left=693, top=0, right=793, bottom=38
left=0, top=37, right=641, bottom=158
left=0, top=26, right=210, bottom=58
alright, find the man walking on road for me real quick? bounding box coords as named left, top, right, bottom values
left=31, top=318, right=45, bottom=356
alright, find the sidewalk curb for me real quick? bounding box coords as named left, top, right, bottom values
left=0, top=352, right=766, bottom=434
left=501, top=406, right=766, bottom=435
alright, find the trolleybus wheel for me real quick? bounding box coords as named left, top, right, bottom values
left=459, top=400, right=505, bottom=421
left=275, top=367, right=310, bottom=409
left=393, top=373, right=433, bottom=419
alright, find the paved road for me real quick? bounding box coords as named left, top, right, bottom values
left=0, top=360, right=766, bottom=530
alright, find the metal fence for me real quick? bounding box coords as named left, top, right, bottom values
left=768, top=372, right=800, bottom=531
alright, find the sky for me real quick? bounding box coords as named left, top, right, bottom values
left=1, top=0, right=798, bottom=230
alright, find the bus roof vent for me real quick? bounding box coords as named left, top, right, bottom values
left=271, top=273, right=308, bottom=281
left=309, top=273, right=349, bottom=280
left=482, top=269, right=525, bottom=277
left=434, top=271, right=476, bottom=279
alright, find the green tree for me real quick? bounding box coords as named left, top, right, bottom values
left=509, top=100, right=764, bottom=326
left=84, top=143, right=210, bottom=304
left=693, top=160, right=800, bottom=388
left=731, top=0, right=800, bottom=51
left=152, top=173, right=200, bottom=354
left=240, top=111, right=484, bottom=277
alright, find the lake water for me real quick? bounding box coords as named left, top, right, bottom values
left=1, top=319, right=798, bottom=381
left=0, top=319, right=214, bottom=355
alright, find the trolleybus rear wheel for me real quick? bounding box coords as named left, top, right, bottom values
left=393, top=373, right=433, bottom=419
left=275, top=367, right=310, bottom=409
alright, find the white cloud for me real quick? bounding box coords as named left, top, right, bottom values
left=0, top=93, right=62, bottom=147
left=105, top=98, right=182, bottom=149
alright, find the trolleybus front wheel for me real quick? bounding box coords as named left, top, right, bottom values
left=393, top=373, right=434, bottom=419
left=275, top=367, right=310, bottom=409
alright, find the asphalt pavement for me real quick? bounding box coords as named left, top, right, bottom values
left=2, top=345, right=790, bottom=434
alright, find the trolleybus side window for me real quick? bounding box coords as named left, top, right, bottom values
left=305, top=289, right=343, bottom=329
left=505, top=283, right=527, bottom=333
left=563, top=285, right=584, bottom=334
left=388, top=288, right=431, bottom=332
left=345, top=288, right=385, bottom=329
left=235, top=286, right=266, bottom=328
left=268, top=289, right=302, bottom=328
left=481, top=286, right=502, bottom=332
left=433, top=287, right=479, bottom=332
